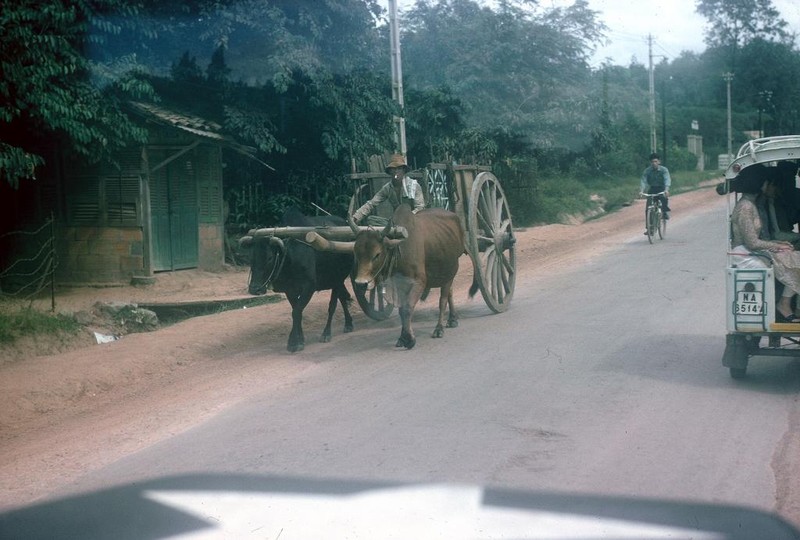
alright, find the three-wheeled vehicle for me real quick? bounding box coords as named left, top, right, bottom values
left=722, top=135, right=800, bottom=379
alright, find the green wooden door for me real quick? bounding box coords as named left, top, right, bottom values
left=150, top=152, right=199, bottom=271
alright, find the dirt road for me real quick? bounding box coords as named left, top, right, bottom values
left=0, top=186, right=726, bottom=511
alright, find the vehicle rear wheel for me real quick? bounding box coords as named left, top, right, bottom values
left=657, top=208, right=666, bottom=239
left=722, top=334, right=750, bottom=379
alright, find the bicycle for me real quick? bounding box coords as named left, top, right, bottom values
left=640, top=191, right=667, bottom=244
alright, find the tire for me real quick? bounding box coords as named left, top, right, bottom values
left=645, top=205, right=655, bottom=244
left=722, top=334, right=750, bottom=378
left=657, top=206, right=666, bottom=240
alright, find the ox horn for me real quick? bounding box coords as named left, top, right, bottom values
left=238, top=235, right=254, bottom=248
left=386, top=226, right=408, bottom=240
left=347, top=214, right=360, bottom=236
left=305, top=232, right=355, bottom=253
left=268, top=236, right=285, bottom=252
left=384, top=237, right=405, bottom=248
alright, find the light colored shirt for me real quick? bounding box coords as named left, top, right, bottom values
left=640, top=165, right=671, bottom=193
left=353, top=176, right=425, bottom=222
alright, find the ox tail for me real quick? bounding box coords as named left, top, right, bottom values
left=420, top=287, right=431, bottom=302
left=464, top=244, right=480, bottom=299
left=468, top=276, right=479, bottom=299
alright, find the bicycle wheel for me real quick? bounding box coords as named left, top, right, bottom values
left=657, top=205, right=666, bottom=239
left=645, top=204, right=655, bottom=244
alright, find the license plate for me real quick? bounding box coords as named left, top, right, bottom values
left=735, top=291, right=764, bottom=314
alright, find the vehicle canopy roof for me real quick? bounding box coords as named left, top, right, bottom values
left=724, top=136, right=800, bottom=180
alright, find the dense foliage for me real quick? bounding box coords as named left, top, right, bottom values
left=0, top=0, right=154, bottom=187
left=2, top=0, right=799, bottom=225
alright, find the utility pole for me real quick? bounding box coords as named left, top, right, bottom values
left=723, top=72, right=733, bottom=161
left=648, top=34, right=657, bottom=154
left=659, top=73, right=673, bottom=165
left=388, top=0, right=406, bottom=155
left=758, top=90, right=773, bottom=138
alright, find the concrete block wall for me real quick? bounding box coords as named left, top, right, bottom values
left=198, top=223, right=224, bottom=272
left=57, top=226, right=144, bottom=284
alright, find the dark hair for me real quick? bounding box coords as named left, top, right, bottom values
left=731, top=164, right=767, bottom=194
left=648, top=152, right=660, bottom=161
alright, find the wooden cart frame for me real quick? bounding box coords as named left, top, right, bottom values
left=345, top=163, right=516, bottom=319
left=243, top=163, right=516, bottom=320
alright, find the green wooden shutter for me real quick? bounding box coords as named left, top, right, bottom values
left=65, top=176, right=101, bottom=225
left=105, top=175, right=140, bottom=225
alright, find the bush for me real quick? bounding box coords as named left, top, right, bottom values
left=665, top=145, right=701, bottom=172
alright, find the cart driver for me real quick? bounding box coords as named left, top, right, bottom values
left=352, top=154, right=425, bottom=226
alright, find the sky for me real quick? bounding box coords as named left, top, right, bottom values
left=381, top=0, right=800, bottom=67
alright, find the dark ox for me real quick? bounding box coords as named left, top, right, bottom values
left=351, top=205, right=475, bottom=349
left=243, top=208, right=354, bottom=353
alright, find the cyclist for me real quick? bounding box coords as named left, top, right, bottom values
left=640, top=152, right=671, bottom=234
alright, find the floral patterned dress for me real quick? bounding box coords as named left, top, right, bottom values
left=732, top=193, right=800, bottom=294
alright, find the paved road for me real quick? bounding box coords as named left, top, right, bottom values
left=6, top=197, right=800, bottom=538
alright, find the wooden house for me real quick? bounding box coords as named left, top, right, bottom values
left=1, top=102, right=265, bottom=287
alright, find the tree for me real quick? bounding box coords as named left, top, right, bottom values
left=695, top=0, right=791, bottom=70
left=401, top=0, right=606, bottom=155
left=0, top=0, right=154, bottom=187
left=734, top=38, right=800, bottom=135
left=206, top=46, right=231, bottom=86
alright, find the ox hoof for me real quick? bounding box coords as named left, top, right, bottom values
left=320, top=334, right=331, bottom=343
left=287, top=342, right=305, bottom=353
left=344, top=324, right=354, bottom=333
left=395, top=335, right=416, bottom=349
left=432, top=325, right=445, bottom=338
left=447, top=318, right=458, bottom=328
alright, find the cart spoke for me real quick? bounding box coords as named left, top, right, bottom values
left=478, top=189, right=495, bottom=225
left=499, top=249, right=514, bottom=274
left=477, top=212, right=493, bottom=237
left=494, top=193, right=504, bottom=225
left=477, top=199, right=493, bottom=231
left=476, top=234, right=493, bottom=251
left=491, top=249, right=506, bottom=303
left=486, top=248, right=497, bottom=298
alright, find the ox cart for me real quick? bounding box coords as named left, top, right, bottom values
left=243, top=163, right=516, bottom=320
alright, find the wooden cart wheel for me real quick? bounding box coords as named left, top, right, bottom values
left=467, top=171, right=516, bottom=313
left=350, top=276, right=396, bottom=321
left=348, top=185, right=396, bottom=321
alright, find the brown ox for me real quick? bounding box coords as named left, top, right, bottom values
left=352, top=205, right=474, bottom=349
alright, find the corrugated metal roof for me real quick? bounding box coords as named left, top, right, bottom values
left=128, top=101, right=273, bottom=170
left=129, top=101, right=227, bottom=141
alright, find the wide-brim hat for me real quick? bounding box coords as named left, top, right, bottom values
left=385, top=154, right=408, bottom=173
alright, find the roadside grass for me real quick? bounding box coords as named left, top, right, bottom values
left=0, top=306, right=81, bottom=345
left=514, top=169, right=722, bottom=226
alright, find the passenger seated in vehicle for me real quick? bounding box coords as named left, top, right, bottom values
left=774, top=160, right=800, bottom=230
left=730, top=169, right=800, bottom=323
left=762, top=173, right=800, bottom=246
